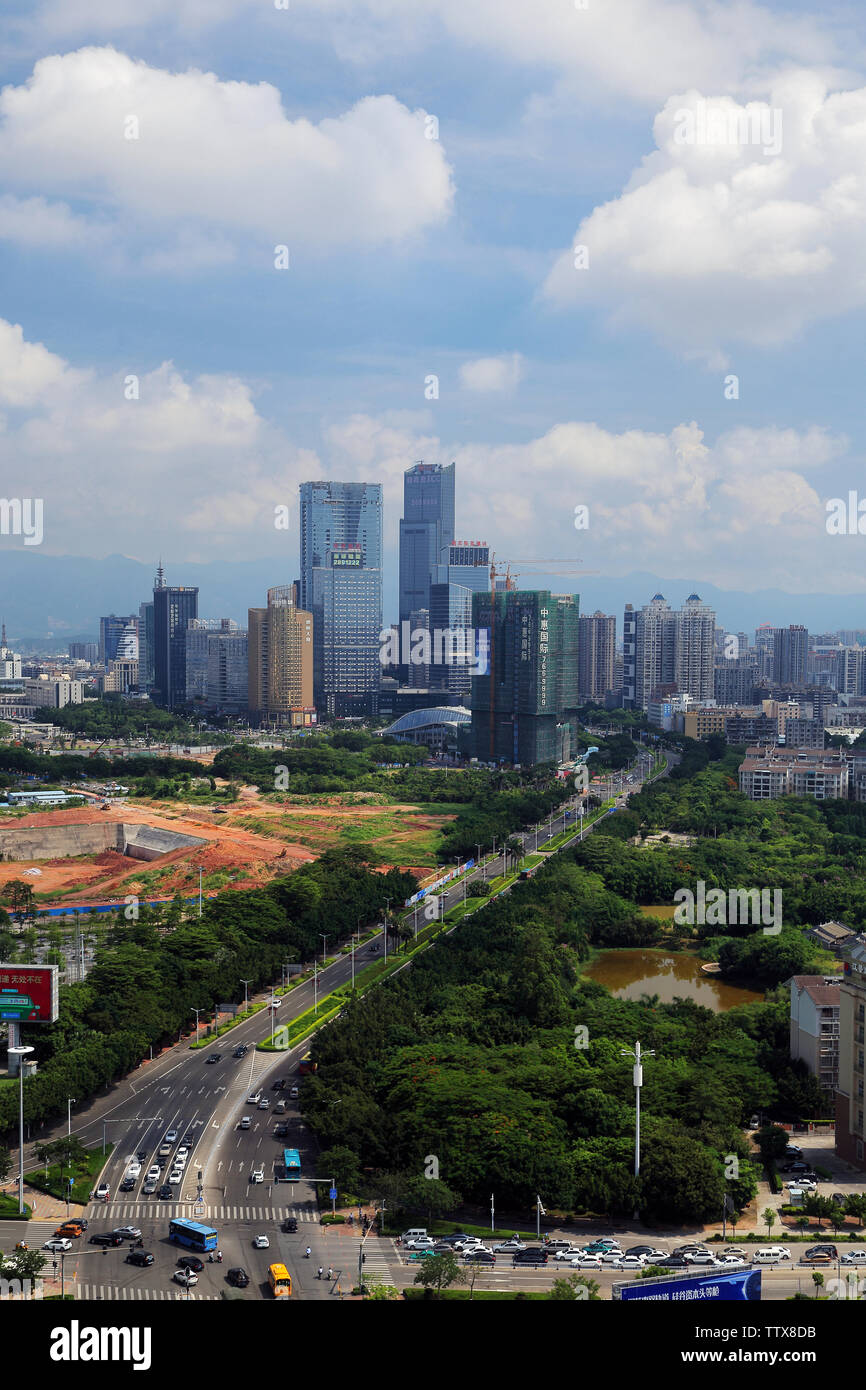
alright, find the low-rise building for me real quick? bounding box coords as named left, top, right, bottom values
left=738, top=746, right=849, bottom=801
left=790, top=975, right=842, bottom=1094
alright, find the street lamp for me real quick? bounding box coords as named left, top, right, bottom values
left=475, top=844, right=484, bottom=882
left=240, top=978, right=251, bottom=1012
left=67, top=1097, right=76, bottom=1137
left=621, top=1041, right=655, bottom=1216
left=8, top=1045, right=34, bottom=1215
left=191, top=1007, right=202, bottom=1037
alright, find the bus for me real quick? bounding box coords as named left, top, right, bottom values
left=298, top=1052, right=317, bottom=1076
left=268, top=1262, right=292, bottom=1298
left=282, top=1148, right=301, bottom=1180
left=168, top=1218, right=218, bottom=1252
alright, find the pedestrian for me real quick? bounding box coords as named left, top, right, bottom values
left=317, top=1265, right=323, bottom=1279
left=327, top=1266, right=333, bottom=1281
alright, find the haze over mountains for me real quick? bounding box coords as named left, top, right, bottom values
left=2, top=551, right=864, bottom=648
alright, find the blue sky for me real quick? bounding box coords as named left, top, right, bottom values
left=2, top=0, right=866, bottom=624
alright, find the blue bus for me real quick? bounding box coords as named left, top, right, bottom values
left=282, top=1148, right=301, bottom=1181
left=168, top=1218, right=218, bottom=1252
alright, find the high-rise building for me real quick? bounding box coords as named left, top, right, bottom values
left=138, top=602, right=154, bottom=691
left=300, top=483, right=383, bottom=718
left=622, top=595, right=676, bottom=709
left=675, top=594, right=716, bottom=702
left=398, top=462, right=455, bottom=622
left=206, top=627, right=249, bottom=714
left=773, top=625, right=809, bottom=686
left=470, top=589, right=580, bottom=765
left=248, top=585, right=313, bottom=724
left=835, top=937, right=866, bottom=1171
left=578, top=611, right=615, bottom=701
left=714, top=658, right=760, bottom=705
left=152, top=566, right=198, bottom=710
left=185, top=620, right=213, bottom=701
left=99, top=614, right=139, bottom=665
left=68, top=642, right=99, bottom=664
left=429, top=582, right=474, bottom=697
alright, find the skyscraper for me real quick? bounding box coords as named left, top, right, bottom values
left=470, top=589, right=580, bottom=765
left=398, top=462, right=455, bottom=622
left=152, top=566, right=198, bottom=710
left=577, top=611, right=616, bottom=701
left=773, top=625, right=809, bottom=687
left=623, top=594, right=677, bottom=709
left=138, top=601, right=154, bottom=691
left=299, top=482, right=383, bottom=717
left=248, top=586, right=313, bottom=724
left=99, top=614, right=139, bottom=665
left=675, top=594, right=716, bottom=702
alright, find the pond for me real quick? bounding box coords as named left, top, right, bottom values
left=583, top=948, right=762, bottom=1011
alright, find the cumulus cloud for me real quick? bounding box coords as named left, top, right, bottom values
left=0, top=47, right=454, bottom=264
left=459, top=353, right=524, bottom=393
left=543, top=72, right=866, bottom=358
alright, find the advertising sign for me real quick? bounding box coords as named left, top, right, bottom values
left=615, top=1267, right=762, bottom=1302
left=0, top=964, right=59, bottom=1023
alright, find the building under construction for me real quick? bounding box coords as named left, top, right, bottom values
left=469, top=587, right=581, bottom=765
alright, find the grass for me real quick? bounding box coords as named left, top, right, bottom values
left=25, top=1144, right=113, bottom=1205
left=0, top=1193, right=31, bottom=1220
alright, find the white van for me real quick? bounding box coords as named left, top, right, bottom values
left=400, top=1228, right=428, bottom=1243
left=753, top=1247, right=791, bottom=1263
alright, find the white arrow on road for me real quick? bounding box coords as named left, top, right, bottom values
left=217, top=1162, right=223, bottom=1172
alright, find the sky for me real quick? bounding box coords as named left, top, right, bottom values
left=3, top=0, right=866, bottom=627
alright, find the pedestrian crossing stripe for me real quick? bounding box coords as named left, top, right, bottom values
left=76, top=1284, right=219, bottom=1301
left=85, top=1203, right=320, bottom=1221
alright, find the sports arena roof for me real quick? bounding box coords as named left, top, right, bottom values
left=383, top=706, right=471, bottom=735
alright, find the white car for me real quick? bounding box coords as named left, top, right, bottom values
left=247, top=1093, right=261, bottom=1105
left=43, top=1238, right=72, bottom=1252
left=174, top=1154, right=187, bottom=1169
left=253, top=1235, right=270, bottom=1249
left=125, top=1162, right=141, bottom=1179
left=598, top=1250, right=629, bottom=1267
left=174, top=1269, right=198, bottom=1287
left=165, top=1130, right=178, bottom=1143
left=612, top=1255, right=646, bottom=1271
left=492, top=1240, right=527, bottom=1254
left=405, top=1237, right=436, bottom=1250
left=840, top=1251, right=866, bottom=1265
left=684, top=1253, right=720, bottom=1267
left=716, top=1256, right=748, bottom=1267
left=569, top=1254, right=603, bottom=1269
left=258, top=1099, right=269, bottom=1110
left=250, top=1168, right=264, bottom=1184
left=113, top=1226, right=142, bottom=1240
left=168, top=1169, right=183, bottom=1185
left=176, top=1146, right=189, bottom=1160
left=94, top=1183, right=110, bottom=1200
left=146, top=1165, right=161, bottom=1181
left=553, top=1247, right=584, bottom=1261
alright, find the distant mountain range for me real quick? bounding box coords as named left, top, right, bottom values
left=1, top=551, right=865, bottom=648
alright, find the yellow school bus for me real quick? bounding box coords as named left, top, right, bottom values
left=268, top=1262, right=292, bottom=1298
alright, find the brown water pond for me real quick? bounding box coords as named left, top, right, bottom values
left=583, top=949, right=762, bottom=1011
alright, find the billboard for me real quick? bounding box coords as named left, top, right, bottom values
left=615, top=1267, right=762, bottom=1302
left=0, top=965, right=60, bottom=1023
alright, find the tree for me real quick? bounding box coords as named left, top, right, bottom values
left=413, top=1251, right=462, bottom=1296
left=401, top=1176, right=461, bottom=1225
left=0, top=1145, right=11, bottom=1182
left=548, top=1274, right=600, bottom=1301
left=763, top=1206, right=776, bottom=1239
left=317, top=1145, right=361, bottom=1196
left=811, top=1271, right=825, bottom=1300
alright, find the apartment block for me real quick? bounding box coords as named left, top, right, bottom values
left=836, top=938, right=866, bottom=1171
left=738, top=746, right=849, bottom=800
left=790, top=975, right=841, bottom=1095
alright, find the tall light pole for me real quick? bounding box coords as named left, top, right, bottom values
left=319, top=933, right=329, bottom=966
left=240, top=979, right=251, bottom=1012
left=191, top=1007, right=202, bottom=1037
left=67, top=1096, right=76, bottom=1137
left=8, top=1045, right=34, bottom=1215
left=621, top=1040, right=655, bottom=1214
left=475, top=844, right=484, bottom=881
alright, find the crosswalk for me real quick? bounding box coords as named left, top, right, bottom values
left=359, top=1237, right=395, bottom=1283
left=86, top=1202, right=320, bottom=1222
left=76, top=1284, right=219, bottom=1301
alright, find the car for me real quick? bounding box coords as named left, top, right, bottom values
left=43, top=1238, right=73, bottom=1252
left=656, top=1256, right=690, bottom=1268
left=54, top=1224, right=84, bottom=1239
left=493, top=1240, right=527, bottom=1254
left=405, top=1239, right=436, bottom=1252
left=126, top=1250, right=154, bottom=1267
left=674, top=1244, right=711, bottom=1256
left=405, top=1250, right=432, bottom=1261
left=553, top=1246, right=586, bottom=1261
left=543, top=1239, right=574, bottom=1253
left=684, top=1253, right=720, bottom=1267
left=274, top=1124, right=289, bottom=1138
left=785, top=1144, right=803, bottom=1157
left=227, top=1267, right=249, bottom=1287
left=142, top=1180, right=158, bottom=1195
left=113, top=1227, right=142, bottom=1241
left=158, top=1143, right=173, bottom=1159
left=253, top=1235, right=270, bottom=1249
left=788, top=1178, right=817, bottom=1191
left=584, top=1239, right=622, bottom=1252
left=233, top=1047, right=247, bottom=1059
left=463, top=1249, right=496, bottom=1264
left=599, top=1250, right=631, bottom=1266
left=168, top=1169, right=183, bottom=1184
left=721, top=1247, right=744, bottom=1257
left=716, top=1256, right=748, bottom=1268
left=274, top=1100, right=287, bottom=1114
left=136, top=1149, right=148, bottom=1162
left=174, top=1269, right=198, bottom=1287
left=806, top=1245, right=837, bottom=1258
left=176, top=1146, right=189, bottom=1160
left=753, top=1247, right=791, bottom=1263
left=175, top=1155, right=188, bottom=1169
left=119, top=1177, right=136, bottom=1193
left=177, top=1255, right=204, bottom=1272
left=94, top=1183, right=110, bottom=1201
left=158, top=1184, right=173, bottom=1199
left=512, top=1248, right=549, bottom=1266
left=247, top=1092, right=261, bottom=1105
left=626, top=1246, right=666, bottom=1259
left=272, top=1078, right=286, bottom=1091
left=89, top=1232, right=123, bottom=1247
left=840, top=1251, right=866, bottom=1265
left=183, top=1133, right=195, bottom=1146
left=258, top=1099, right=269, bottom=1110
left=569, top=1254, right=604, bottom=1269
left=612, top=1255, right=646, bottom=1270
left=281, top=1217, right=298, bottom=1233
left=832, top=1193, right=847, bottom=1205
left=787, top=1161, right=810, bottom=1173
left=146, top=1165, right=161, bottom=1180
left=289, top=1086, right=299, bottom=1099
left=250, top=1168, right=264, bottom=1184
left=164, top=1130, right=178, bottom=1143
left=434, top=1233, right=473, bottom=1246
left=239, top=1117, right=252, bottom=1131
left=800, top=1252, right=833, bottom=1266
left=206, top=1054, right=222, bottom=1064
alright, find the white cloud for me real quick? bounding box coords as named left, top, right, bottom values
left=543, top=73, right=866, bottom=357
left=459, top=353, right=524, bottom=393
left=0, top=47, right=454, bottom=264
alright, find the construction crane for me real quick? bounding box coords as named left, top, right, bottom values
left=485, top=557, right=598, bottom=760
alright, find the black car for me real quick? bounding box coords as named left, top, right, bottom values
left=119, top=1177, right=136, bottom=1192
left=464, top=1249, right=496, bottom=1264
left=206, top=1054, right=222, bottom=1064
left=657, top=1255, right=690, bottom=1268
left=227, top=1267, right=249, bottom=1287
left=281, top=1217, right=298, bottom=1233
left=233, top=1047, right=247, bottom=1058
left=177, top=1255, right=204, bottom=1272
left=158, top=1184, right=173, bottom=1199
left=274, top=1124, right=290, bottom=1138
left=136, top=1150, right=148, bottom=1162
left=127, top=1250, right=154, bottom=1267
left=806, top=1245, right=837, bottom=1258
left=272, top=1079, right=286, bottom=1091
left=89, top=1232, right=123, bottom=1247
left=512, top=1248, right=548, bottom=1266
left=626, top=1245, right=663, bottom=1258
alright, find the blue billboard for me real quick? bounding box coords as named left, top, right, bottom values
left=616, top=1268, right=761, bottom=1302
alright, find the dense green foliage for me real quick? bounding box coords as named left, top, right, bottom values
left=0, top=849, right=414, bottom=1135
